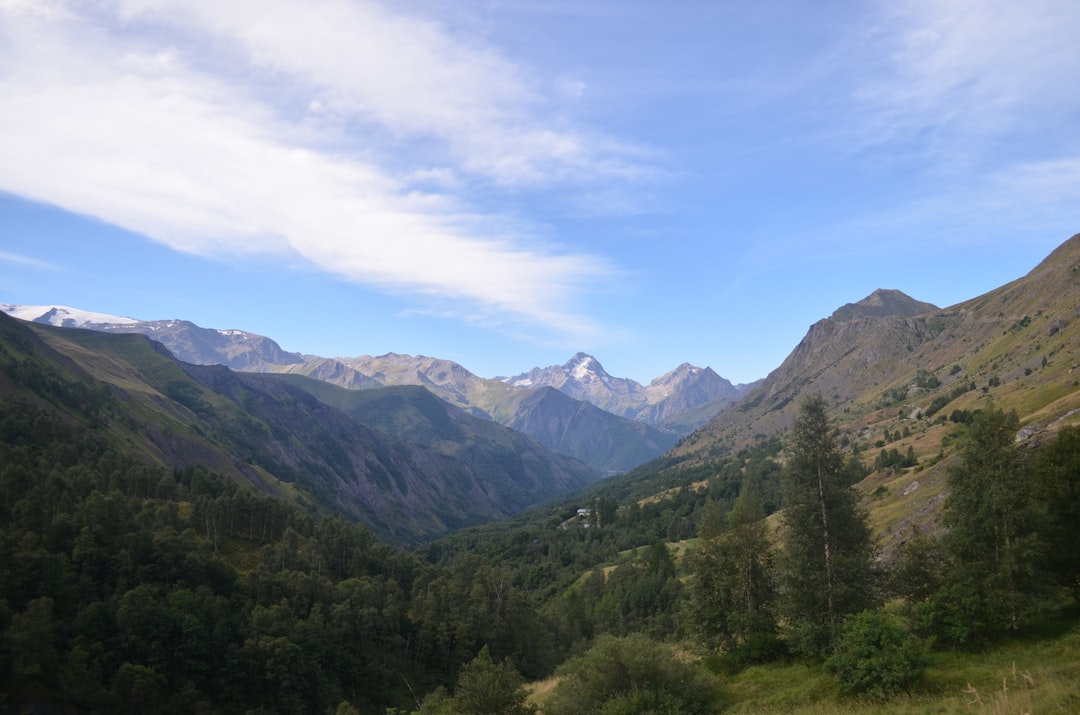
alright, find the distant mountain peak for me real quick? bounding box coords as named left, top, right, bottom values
left=1, top=303, right=139, bottom=327
left=649, top=362, right=703, bottom=386
left=829, top=289, right=938, bottom=322
left=563, top=352, right=609, bottom=382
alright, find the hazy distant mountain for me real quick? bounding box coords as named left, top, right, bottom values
left=275, top=354, right=681, bottom=472
left=500, top=386, right=679, bottom=475
left=0, top=309, right=744, bottom=473
left=0, top=303, right=140, bottom=327
left=0, top=304, right=304, bottom=370
left=503, top=353, right=642, bottom=417
left=501, top=352, right=745, bottom=427
left=641, top=362, right=745, bottom=425
left=277, top=353, right=512, bottom=418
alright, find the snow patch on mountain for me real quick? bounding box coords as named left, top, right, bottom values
left=1, top=304, right=139, bottom=327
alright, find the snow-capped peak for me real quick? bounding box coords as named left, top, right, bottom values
left=1, top=304, right=139, bottom=327
left=563, top=352, right=608, bottom=381
left=571, top=355, right=597, bottom=380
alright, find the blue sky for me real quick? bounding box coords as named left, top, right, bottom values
left=1, top=0, right=1078, bottom=385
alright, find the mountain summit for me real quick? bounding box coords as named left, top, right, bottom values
left=502, top=352, right=744, bottom=425
left=503, top=353, right=639, bottom=416
left=829, top=289, right=938, bottom=322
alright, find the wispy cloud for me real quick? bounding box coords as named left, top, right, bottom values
left=0, top=249, right=63, bottom=271
left=857, top=0, right=1080, bottom=153
left=797, top=0, right=1080, bottom=251
left=0, top=0, right=641, bottom=337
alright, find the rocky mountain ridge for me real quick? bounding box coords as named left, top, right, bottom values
left=0, top=306, right=738, bottom=472
left=501, top=352, right=747, bottom=425
left=659, top=232, right=1080, bottom=553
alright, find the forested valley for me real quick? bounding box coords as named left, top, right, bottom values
left=3, top=377, right=1080, bottom=713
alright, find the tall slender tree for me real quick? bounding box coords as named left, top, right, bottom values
left=942, top=407, right=1052, bottom=633
left=778, top=394, right=877, bottom=657
left=1034, top=425, right=1080, bottom=602
left=690, top=486, right=777, bottom=660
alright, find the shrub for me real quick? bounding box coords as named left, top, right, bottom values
left=825, top=610, right=929, bottom=700
left=543, top=634, right=720, bottom=715
left=449, top=647, right=534, bottom=715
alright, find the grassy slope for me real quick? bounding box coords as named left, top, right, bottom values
left=723, top=616, right=1080, bottom=714
left=525, top=615, right=1080, bottom=714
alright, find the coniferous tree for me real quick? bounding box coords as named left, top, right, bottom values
left=1033, top=425, right=1080, bottom=601
left=941, top=407, right=1054, bottom=633
left=777, top=394, right=877, bottom=657
left=690, top=487, right=777, bottom=661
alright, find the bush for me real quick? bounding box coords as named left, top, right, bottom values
left=543, top=634, right=720, bottom=715
left=825, top=610, right=929, bottom=700
left=449, top=647, right=534, bottom=715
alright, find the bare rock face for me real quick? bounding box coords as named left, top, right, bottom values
left=100, top=320, right=307, bottom=370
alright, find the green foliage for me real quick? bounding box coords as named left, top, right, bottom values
left=885, top=532, right=946, bottom=604
left=690, top=488, right=779, bottom=664
left=778, top=395, right=878, bottom=657
left=447, top=646, right=535, bottom=715
left=949, top=408, right=978, bottom=424
left=880, top=386, right=908, bottom=407
left=924, top=394, right=951, bottom=417
left=942, top=407, right=1057, bottom=636
left=722, top=612, right=1080, bottom=714
left=872, top=446, right=917, bottom=471
left=0, top=397, right=556, bottom=714
left=824, top=610, right=929, bottom=699
left=550, top=540, right=683, bottom=643
left=543, top=634, right=721, bottom=715
left=1033, top=425, right=1080, bottom=601
left=914, top=370, right=940, bottom=390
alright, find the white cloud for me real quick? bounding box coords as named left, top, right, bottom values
left=0, top=0, right=634, bottom=337
left=858, top=0, right=1080, bottom=150
left=109, top=0, right=639, bottom=186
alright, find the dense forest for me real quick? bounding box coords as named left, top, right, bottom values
left=2, top=351, right=1080, bottom=712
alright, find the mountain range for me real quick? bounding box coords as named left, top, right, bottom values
left=1, top=304, right=749, bottom=473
